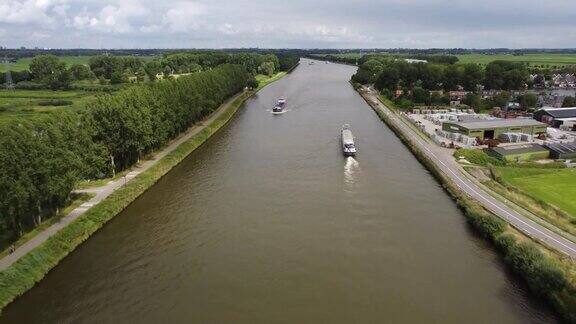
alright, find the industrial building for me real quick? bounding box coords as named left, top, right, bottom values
left=534, top=107, right=576, bottom=129
left=486, top=144, right=549, bottom=162
left=544, top=142, right=576, bottom=160
left=442, top=119, right=547, bottom=140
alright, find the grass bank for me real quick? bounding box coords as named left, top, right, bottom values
left=356, top=86, right=576, bottom=322
left=0, top=72, right=288, bottom=312
left=0, top=193, right=94, bottom=257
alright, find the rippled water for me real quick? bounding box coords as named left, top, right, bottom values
left=0, top=59, right=557, bottom=323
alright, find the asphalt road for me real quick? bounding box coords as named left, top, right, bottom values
left=361, top=87, right=576, bottom=258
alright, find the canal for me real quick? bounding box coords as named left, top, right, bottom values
left=0, top=59, right=557, bottom=323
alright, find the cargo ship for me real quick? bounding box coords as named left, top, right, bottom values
left=272, top=97, right=287, bottom=114
left=341, top=124, right=357, bottom=156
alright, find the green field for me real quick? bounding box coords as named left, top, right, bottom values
left=0, top=89, right=98, bottom=115
left=313, top=52, right=576, bottom=67
left=456, top=54, right=576, bottom=67
left=495, top=167, right=576, bottom=217
left=312, top=53, right=364, bottom=59
left=1, top=55, right=157, bottom=72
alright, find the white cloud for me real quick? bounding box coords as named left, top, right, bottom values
left=69, top=0, right=150, bottom=33
left=164, top=1, right=205, bottom=32
left=0, top=0, right=575, bottom=48
left=0, top=0, right=67, bottom=26
left=218, top=23, right=237, bottom=35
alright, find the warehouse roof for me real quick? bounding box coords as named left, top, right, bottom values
left=545, top=142, right=576, bottom=154
left=448, top=118, right=546, bottom=130
left=537, top=107, right=576, bottom=119
left=489, top=143, right=548, bottom=156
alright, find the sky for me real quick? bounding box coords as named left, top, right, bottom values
left=0, top=0, right=575, bottom=49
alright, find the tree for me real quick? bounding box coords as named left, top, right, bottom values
left=69, top=64, right=93, bottom=81
left=443, top=65, right=462, bottom=90
left=144, top=61, right=162, bottom=81
left=562, top=96, right=576, bottom=107
left=462, top=64, right=483, bottom=91
left=29, top=55, right=71, bottom=89
left=88, top=55, right=124, bottom=79
left=484, top=61, right=528, bottom=90
left=110, top=70, right=127, bottom=84
left=518, top=93, right=538, bottom=109
left=257, top=61, right=275, bottom=76
left=411, top=87, right=430, bottom=104
left=489, top=91, right=511, bottom=108
left=375, top=66, right=400, bottom=91
left=463, top=93, right=482, bottom=112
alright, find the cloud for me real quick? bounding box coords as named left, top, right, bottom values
left=0, top=0, right=574, bottom=48
left=163, top=2, right=206, bottom=32
left=0, top=0, right=67, bottom=26
left=69, top=0, right=150, bottom=33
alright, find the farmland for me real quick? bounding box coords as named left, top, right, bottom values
left=0, top=55, right=157, bottom=72
left=456, top=54, right=576, bottom=67
left=311, top=52, right=576, bottom=67
left=311, top=53, right=364, bottom=59
left=0, top=89, right=98, bottom=116
left=495, top=167, right=576, bottom=217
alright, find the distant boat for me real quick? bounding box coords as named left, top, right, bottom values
left=309, top=61, right=315, bottom=65
left=341, top=124, right=357, bottom=156
left=272, top=97, right=287, bottom=114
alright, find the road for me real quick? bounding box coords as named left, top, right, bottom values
left=360, top=87, right=576, bottom=258
left=0, top=91, right=247, bottom=271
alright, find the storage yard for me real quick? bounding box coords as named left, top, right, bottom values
left=405, top=108, right=576, bottom=163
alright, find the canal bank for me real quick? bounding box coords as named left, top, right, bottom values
left=0, top=59, right=558, bottom=323
left=0, top=72, right=288, bottom=312
left=355, top=86, right=575, bottom=321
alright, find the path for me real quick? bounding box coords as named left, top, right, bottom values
left=0, top=91, right=247, bottom=271
left=360, top=87, right=576, bottom=258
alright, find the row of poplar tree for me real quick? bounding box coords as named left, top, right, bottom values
left=0, top=63, right=258, bottom=240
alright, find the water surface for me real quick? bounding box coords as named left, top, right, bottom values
left=0, top=59, right=557, bottom=323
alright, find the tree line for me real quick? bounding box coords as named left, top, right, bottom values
left=0, top=64, right=254, bottom=241
left=2, top=51, right=300, bottom=90
left=352, top=56, right=533, bottom=110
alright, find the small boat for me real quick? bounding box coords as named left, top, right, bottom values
left=341, top=124, right=357, bottom=156
left=309, top=61, right=315, bottom=65
left=272, top=97, right=287, bottom=114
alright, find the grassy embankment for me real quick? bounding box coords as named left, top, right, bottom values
left=0, top=193, right=94, bottom=257
left=255, top=72, right=287, bottom=90
left=356, top=87, right=576, bottom=322
left=488, top=166, right=576, bottom=237
left=0, top=71, right=287, bottom=312
left=454, top=148, right=576, bottom=237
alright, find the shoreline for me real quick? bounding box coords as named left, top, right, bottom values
left=0, top=71, right=290, bottom=312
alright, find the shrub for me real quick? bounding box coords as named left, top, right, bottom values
left=454, top=148, right=506, bottom=166
left=510, top=161, right=566, bottom=169
left=37, top=99, right=73, bottom=106
left=15, top=81, right=45, bottom=90
left=494, top=233, right=517, bottom=251
left=461, top=201, right=506, bottom=239
left=505, top=241, right=567, bottom=297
